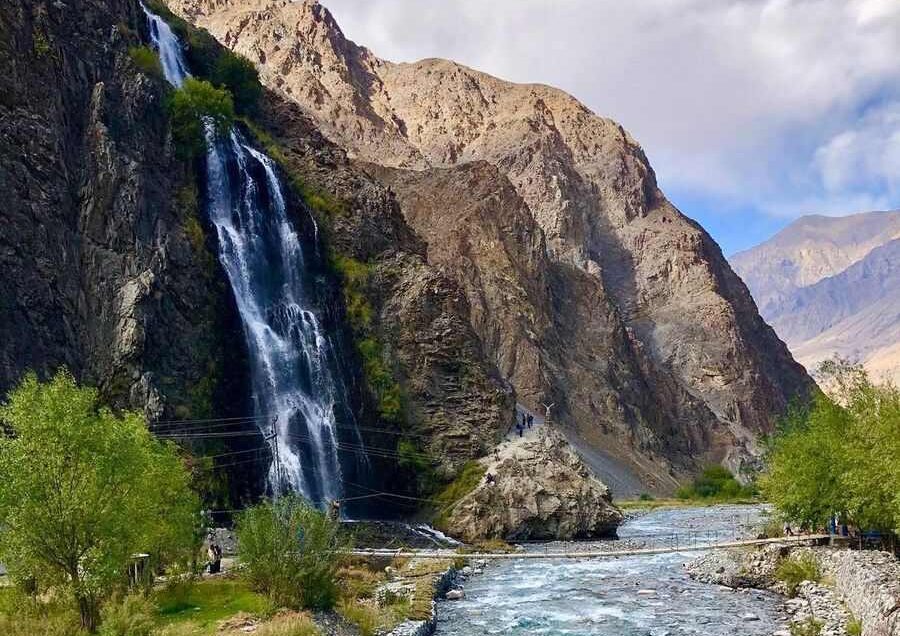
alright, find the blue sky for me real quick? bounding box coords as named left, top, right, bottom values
left=325, top=0, right=900, bottom=255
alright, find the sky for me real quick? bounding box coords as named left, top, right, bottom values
left=323, top=0, right=900, bottom=255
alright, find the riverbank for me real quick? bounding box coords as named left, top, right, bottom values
left=687, top=543, right=900, bottom=635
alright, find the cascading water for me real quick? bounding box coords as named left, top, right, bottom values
left=143, top=6, right=361, bottom=506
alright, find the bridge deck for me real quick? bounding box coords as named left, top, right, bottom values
left=350, top=534, right=830, bottom=560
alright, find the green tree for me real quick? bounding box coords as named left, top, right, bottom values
left=0, top=371, right=199, bottom=631
left=167, top=77, right=235, bottom=158
left=213, top=51, right=262, bottom=115
left=235, top=495, right=347, bottom=610
left=762, top=359, right=900, bottom=533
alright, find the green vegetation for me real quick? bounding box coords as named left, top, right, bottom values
left=846, top=616, right=862, bottom=636
left=674, top=465, right=757, bottom=502
left=433, top=461, right=486, bottom=528
left=328, top=253, right=405, bottom=423
left=235, top=496, right=347, bottom=610
left=790, top=618, right=823, bottom=636
left=0, top=372, right=199, bottom=631
left=98, top=595, right=155, bottom=636
left=33, top=27, right=51, bottom=58
left=775, top=553, right=822, bottom=597
left=212, top=52, right=262, bottom=115
left=761, top=359, right=900, bottom=533
left=167, top=78, right=234, bottom=158
left=154, top=579, right=273, bottom=631
left=128, top=46, right=163, bottom=79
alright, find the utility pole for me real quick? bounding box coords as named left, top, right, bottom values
left=264, top=418, right=282, bottom=497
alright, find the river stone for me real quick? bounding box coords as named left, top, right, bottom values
left=445, top=589, right=464, bottom=600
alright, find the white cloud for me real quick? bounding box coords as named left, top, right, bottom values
left=323, top=0, right=900, bottom=220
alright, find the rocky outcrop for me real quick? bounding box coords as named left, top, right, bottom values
left=164, top=0, right=814, bottom=489
left=444, top=427, right=624, bottom=541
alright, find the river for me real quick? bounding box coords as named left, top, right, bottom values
left=435, top=505, right=781, bottom=636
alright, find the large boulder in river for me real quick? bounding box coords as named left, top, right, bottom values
left=444, top=428, right=624, bottom=541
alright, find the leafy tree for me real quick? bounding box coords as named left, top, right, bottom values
left=674, top=465, right=756, bottom=501
left=167, top=77, right=235, bottom=158
left=235, top=495, right=347, bottom=610
left=762, top=359, right=900, bottom=533
left=213, top=51, right=262, bottom=115
left=0, top=371, right=199, bottom=631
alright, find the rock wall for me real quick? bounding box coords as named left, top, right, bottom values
left=0, top=0, right=249, bottom=420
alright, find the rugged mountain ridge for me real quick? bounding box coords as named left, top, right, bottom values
left=733, top=211, right=900, bottom=383
left=166, top=0, right=813, bottom=489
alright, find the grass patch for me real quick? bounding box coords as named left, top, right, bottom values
left=846, top=616, right=862, bottom=636
left=128, top=45, right=163, bottom=79
left=154, top=579, right=274, bottom=632
left=433, top=461, right=486, bottom=528
left=775, top=553, right=822, bottom=597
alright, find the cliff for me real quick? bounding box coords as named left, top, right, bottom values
left=165, top=0, right=813, bottom=489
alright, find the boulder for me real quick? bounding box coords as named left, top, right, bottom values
left=443, top=428, right=624, bottom=541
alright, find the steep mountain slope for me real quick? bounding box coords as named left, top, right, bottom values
left=733, top=212, right=900, bottom=384
left=732, top=211, right=900, bottom=316
left=166, top=0, right=813, bottom=488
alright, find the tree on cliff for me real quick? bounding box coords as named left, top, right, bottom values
left=762, top=359, right=900, bottom=533
left=0, top=371, right=199, bottom=632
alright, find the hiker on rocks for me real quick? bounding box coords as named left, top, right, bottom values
left=527, top=414, right=533, bottom=428
left=783, top=522, right=794, bottom=537
left=485, top=472, right=496, bottom=485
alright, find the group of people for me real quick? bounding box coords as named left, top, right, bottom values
left=513, top=411, right=535, bottom=438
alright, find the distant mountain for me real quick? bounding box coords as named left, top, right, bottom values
left=732, top=211, right=900, bottom=383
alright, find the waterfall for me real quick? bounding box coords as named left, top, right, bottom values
left=143, top=5, right=359, bottom=506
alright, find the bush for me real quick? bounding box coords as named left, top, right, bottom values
left=213, top=51, right=262, bottom=115
left=236, top=496, right=348, bottom=610
left=846, top=617, right=862, bottom=636
left=336, top=599, right=380, bottom=636
left=675, top=465, right=756, bottom=501
left=128, top=46, right=162, bottom=79
left=98, top=595, right=155, bottom=636
left=167, top=78, right=235, bottom=158
left=775, top=553, right=821, bottom=597
left=638, top=493, right=655, bottom=501
left=790, top=618, right=823, bottom=636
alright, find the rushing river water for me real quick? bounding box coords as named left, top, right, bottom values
left=436, top=505, right=781, bottom=636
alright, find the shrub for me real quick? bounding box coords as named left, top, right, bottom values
left=775, top=553, right=822, bottom=597
left=846, top=617, right=862, bottom=636
left=638, top=493, right=655, bottom=501
left=98, top=595, right=155, bottom=636
left=676, top=465, right=756, bottom=501
left=790, top=618, right=823, bottom=636
left=236, top=496, right=348, bottom=610
left=167, top=78, right=235, bottom=158
left=213, top=51, right=262, bottom=115
left=128, top=46, right=162, bottom=79
left=336, top=599, right=380, bottom=636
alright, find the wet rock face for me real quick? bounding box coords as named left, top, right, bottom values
left=0, top=0, right=250, bottom=422
left=445, top=428, right=624, bottom=541
left=164, top=0, right=814, bottom=490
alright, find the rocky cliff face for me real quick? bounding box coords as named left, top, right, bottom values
left=733, top=211, right=900, bottom=384
left=165, top=0, right=812, bottom=489
left=0, top=0, right=249, bottom=420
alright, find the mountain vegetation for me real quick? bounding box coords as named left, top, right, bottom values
left=762, top=359, right=900, bottom=533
